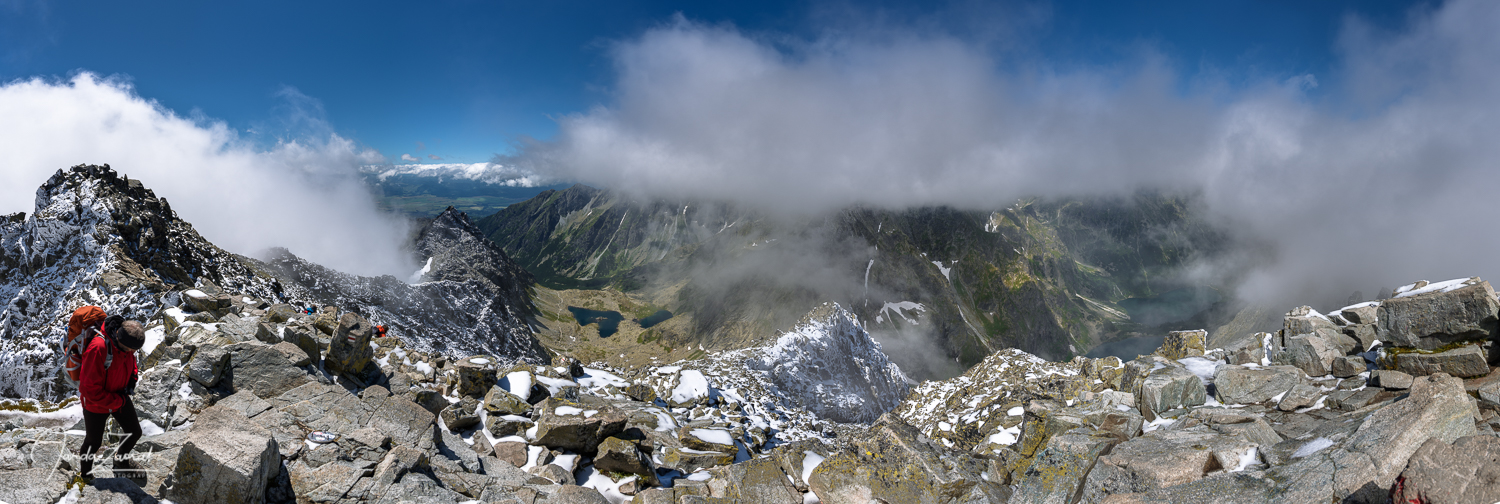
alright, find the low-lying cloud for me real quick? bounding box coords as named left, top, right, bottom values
left=0, top=73, right=417, bottom=278
left=362, top=162, right=551, bottom=187
left=517, top=1, right=1500, bottom=308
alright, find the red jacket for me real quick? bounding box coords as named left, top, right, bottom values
left=79, top=325, right=138, bottom=414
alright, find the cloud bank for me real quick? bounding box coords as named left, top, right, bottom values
left=0, top=73, right=417, bottom=278
left=518, top=1, right=1500, bottom=307
left=361, top=162, right=551, bottom=187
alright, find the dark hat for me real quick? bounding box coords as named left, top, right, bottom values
left=114, top=320, right=146, bottom=351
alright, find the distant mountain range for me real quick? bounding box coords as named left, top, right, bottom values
left=475, top=183, right=1245, bottom=379
left=358, top=163, right=569, bottom=218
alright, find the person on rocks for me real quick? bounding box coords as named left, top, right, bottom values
left=77, top=317, right=145, bottom=480
left=375, top=324, right=388, bottom=338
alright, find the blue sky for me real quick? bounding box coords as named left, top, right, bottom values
left=1, top=0, right=1421, bottom=164
left=7, top=0, right=1498, bottom=304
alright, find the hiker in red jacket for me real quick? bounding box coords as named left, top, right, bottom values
left=77, top=317, right=145, bottom=479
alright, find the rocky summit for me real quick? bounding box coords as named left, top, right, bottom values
left=3, top=165, right=1500, bottom=503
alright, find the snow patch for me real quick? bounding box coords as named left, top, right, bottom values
left=876, top=301, right=925, bottom=325
left=671, top=370, right=711, bottom=405
left=1292, top=437, right=1334, bottom=458
left=689, top=428, right=735, bottom=446
left=502, top=371, right=533, bottom=401
left=579, top=465, right=633, bottom=504
left=932, top=261, right=952, bottom=280
left=800, top=451, right=825, bottom=484
left=988, top=425, right=1021, bottom=446
left=1394, top=278, right=1475, bottom=298
left=1178, top=357, right=1221, bottom=385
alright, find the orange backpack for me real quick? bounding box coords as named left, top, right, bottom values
left=62, top=306, right=108, bottom=388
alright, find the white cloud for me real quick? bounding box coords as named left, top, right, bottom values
left=363, top=162, right=548, bottom=187
left=401, top=153, right=419, bottom=162
left=518, top=1, right=1500, bottom=306
left=427, top=154, right=442, bottom=160
left=0, top=73, right=416, bottom=278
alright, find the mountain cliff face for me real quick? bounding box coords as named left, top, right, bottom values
left=477, top=184, right=747, bottom=288
left=254, top=207, right=549, bottom=364
left=477, top=185, right=1231, bottom=377
left=0, top=164, right=289, bottom=399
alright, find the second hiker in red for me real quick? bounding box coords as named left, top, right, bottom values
left=77, top=316, right=145, bottom=479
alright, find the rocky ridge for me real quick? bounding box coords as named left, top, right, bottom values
left=0, top=164, right=288, bottom=400
left=255, top=206, right=548, bottom=364
left=0, top=165, right=550, bottom=404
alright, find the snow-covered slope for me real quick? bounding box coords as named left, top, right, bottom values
left=746, top=303, right=910, bottom=423
left=0, top=165, right=288, bottom=399
left=639, top=302, right=910, bottom=432
left=257, top=207, right=549, bottom=364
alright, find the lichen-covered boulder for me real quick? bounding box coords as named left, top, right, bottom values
left=1276, top=383, right=1321, bottom=411
left=1284, top=306, right=1338, bottom=336
left=594, top=436, right=658, bottom=485
left=808, top=418, right=997, bottom=504
left=1330, top=355, right=1366, bottom=378
left=224, top=341, right=319, bottom=399
left=280, top=320, right=322, bottom=365
left=486, top=414, right=533, bottom=438
left=680, top=426, right=737, bottom=454
left=455, top=356, right=498, bottom=398
left=1157, top=330, right=1206, bottom=360
left=482, top=384, right=531, bottom=417
left=0, top=468, right=70, bottom=504
left=661, top=446, right=734, bottom=473
left=1011, top=429, right=1119, bottom=504
left=703, top=456, right=801, bottom=503
left=1373, top=369, right=1414, bottom=390
left=325, top=312, right=374, bottom=376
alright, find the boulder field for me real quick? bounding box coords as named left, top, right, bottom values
left=0, top=277, right=1497, bottom=503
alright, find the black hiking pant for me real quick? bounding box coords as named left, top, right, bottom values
left=79, top=396, right=142, bottom=477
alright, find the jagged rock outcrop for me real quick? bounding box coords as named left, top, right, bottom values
left=0, top=164, right=289, bottom=400
left=745, top=303, right=909, bottom=423
left=255, top=208, right=548, bottom=366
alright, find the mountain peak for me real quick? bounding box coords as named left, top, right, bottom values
left=1, top=164, right=288, bottom=399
